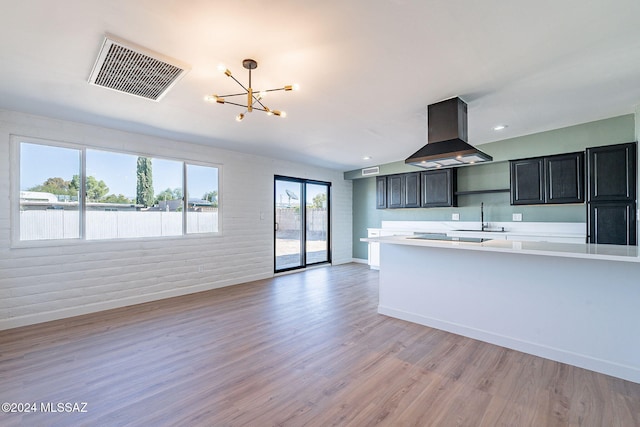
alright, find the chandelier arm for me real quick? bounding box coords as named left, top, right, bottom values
left=222, top=100, right=251, bottom=108
left=217, top=92, right=249, bottom=98
left=251, top=94, right=267, bottom=109
left=261, top=87, right=287, bottom=93
left=228, top=74, right=250, bottom=93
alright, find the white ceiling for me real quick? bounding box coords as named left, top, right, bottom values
left=1, top=0, right=639, bottom=171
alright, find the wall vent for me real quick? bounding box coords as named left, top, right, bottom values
left=88, top=34, right=190, bottom=101
left=362, top=166, right=380, bottom=176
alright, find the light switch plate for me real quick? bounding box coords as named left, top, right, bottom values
left=512, top=213, right=523, bottom=222
left=452, top=213, right=460, bottom=221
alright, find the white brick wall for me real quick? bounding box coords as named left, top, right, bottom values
left=0, top=110, right=353, bottom=330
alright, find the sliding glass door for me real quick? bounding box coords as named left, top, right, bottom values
left=275, top=179, right=303, bottom=270
left=275, top=176, right=330, bottom=272
left=305, top=182, right=329, bottom=265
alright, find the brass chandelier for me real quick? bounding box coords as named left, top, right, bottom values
left=204, top=59, right=298, bottom=121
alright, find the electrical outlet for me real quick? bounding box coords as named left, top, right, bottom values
left=512, top=213, right=523, bottom=222
left=451, top=213, right=460, bottom=221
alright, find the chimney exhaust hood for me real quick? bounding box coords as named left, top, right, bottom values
left=405, top=97, right=492, bottom=169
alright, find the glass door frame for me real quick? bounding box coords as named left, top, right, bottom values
left=274, top=175, right=331, bottom=273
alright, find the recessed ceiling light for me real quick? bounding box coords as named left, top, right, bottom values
left=363, top=156, right=372, bottom=160
left=493, top=124, right=508, bottom=131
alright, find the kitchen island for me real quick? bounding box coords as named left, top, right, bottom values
left=361, top=235, right=640, bottom=383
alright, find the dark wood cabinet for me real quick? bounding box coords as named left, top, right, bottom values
left=421, top=169, right=456, bottom=207
left=404, top=172, right=421, bottom=208
left=386, top=172, right=421, bottom=208
left=545, top=152, right=584, bottom=203
left=586, top=142, right=637, bottom=245
left=376, top=169, right=455, bottom=209
left=387, top=174, right=404, bottom=208
left=511, top=152, right=584, bottom=205
left=588, top=202, right=636, bottom=245
left=587, top=143, right=636, bottom=202
left=510, top=158, right=544, bottom=205
left=375, top=176, right=387, bottom=209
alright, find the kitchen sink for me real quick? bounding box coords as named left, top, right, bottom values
left=454, top=228, right=506, bottom=233
left=410, top=234, right=490, bottom=243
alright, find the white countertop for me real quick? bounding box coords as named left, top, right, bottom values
left=369, top=221, right=587, bottom=243
left=361, top=235, right=640, bottom=263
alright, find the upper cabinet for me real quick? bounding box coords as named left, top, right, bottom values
left=587, top=142, right=636, bottom=202
left=421, top=169, right=456, bottom=207
left=387, top=174, right=405, bottom=208
left=545, top=152, right=584, bottom=204
left=510, top=152, right=584, bottom=205
left=375, top=176, right=387, bottom=209
left=510, top=158, right=544, bottom=205
left=376, top=170, right=455, bottom=209
left=387, top=172, right=421, bottom=209
left=404, top=172, right=421, bottom=208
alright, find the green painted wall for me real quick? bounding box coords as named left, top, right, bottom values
left=350, top=114, right=636, bottom=260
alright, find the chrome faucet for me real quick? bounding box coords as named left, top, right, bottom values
left=481, top=203, right=505, bottom=232
left=481, top=202, right=487, bottom=231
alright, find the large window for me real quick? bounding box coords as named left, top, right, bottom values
left=19, top=142, right=81, bottom=241
left=15, top=138, right=220, bottom=243
left=85, top=150, right=184, bottom=239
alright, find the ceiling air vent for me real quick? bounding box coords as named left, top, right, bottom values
left=88, top=34, right=190, bottom=101
left=362, top=166, right=380, bottom=176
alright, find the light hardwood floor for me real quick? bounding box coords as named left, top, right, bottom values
left=1, top=263, right=638, bottom=426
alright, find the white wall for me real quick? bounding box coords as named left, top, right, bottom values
left=0, top=110, right=353, bottom=330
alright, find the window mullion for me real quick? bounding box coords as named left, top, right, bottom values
left=182, top=162, right=187, bottom=235
left=80, top=148, right=86, bottom=240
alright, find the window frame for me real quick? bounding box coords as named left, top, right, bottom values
left=184, top=160, right=222, bottom=235
left=10, top=135, right=222, bottom=247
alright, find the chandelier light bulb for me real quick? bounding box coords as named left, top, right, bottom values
left=292, top=83, right=300, bottom=91
left=217, top=63, right=232, bottom=77
left=204, top=95, right=215, bottom=103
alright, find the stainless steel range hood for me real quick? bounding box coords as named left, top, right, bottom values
left=405, top=97, right=492, bottom=169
